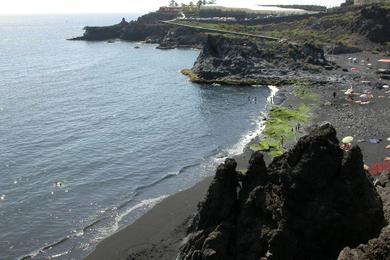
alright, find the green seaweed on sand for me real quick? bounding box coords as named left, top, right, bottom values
left=294, top=83, right=319, bottom=101
left=251, top=104, right=311, bottom=157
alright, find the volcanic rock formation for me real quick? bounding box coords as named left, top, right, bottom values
left=178, top=123, right=385, bottom=260
left=187, top=35, right=331, bottom=85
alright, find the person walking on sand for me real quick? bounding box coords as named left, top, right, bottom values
left=333, top=91, right=336, bottom=99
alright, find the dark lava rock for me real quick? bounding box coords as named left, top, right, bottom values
left=338, top=226, right=390, bottom=260
left=70, top=12, right=176, bottom=42
left=238, top=151, right=268, bottom=206
left=189, top=158, right=239, bottom=232
left=70, top=12, right=207, bottom=48
left=352, top=5, right=390, bottom=43
left=189, top=35, right=330, bottom=85
left=70, top=18, right=129, bottom=41
left=338, top=173, right=390, bottom=260
left=158, top=27, right=207, bottom=49
left=332, top=42, right=361, bottom=55
left=121, top=22, right=170, bottom=42
left=178, top=123, right=385, bottom=260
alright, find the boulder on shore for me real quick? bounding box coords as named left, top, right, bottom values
left=178, top=123, right=385, bottom=260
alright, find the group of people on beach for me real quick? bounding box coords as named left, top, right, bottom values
left=248, top=95, right=275, bottom=104
left=248, top=96, right=257, bottom=104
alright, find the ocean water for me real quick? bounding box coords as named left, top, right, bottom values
left=0, top=14, right=271, bottom=259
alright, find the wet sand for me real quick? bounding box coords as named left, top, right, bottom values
left=86, top=176, right=213, bottom=260
left=86, top=52, right=390, bottom=260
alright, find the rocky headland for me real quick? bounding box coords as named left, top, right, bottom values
left=178, top=123, right=387, bottom=260
left=181, top=35, right=332, bottom=86
left=70, top=12, right=206, bottom=49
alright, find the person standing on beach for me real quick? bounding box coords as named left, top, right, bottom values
left=333, top=91, right=337, bottom=99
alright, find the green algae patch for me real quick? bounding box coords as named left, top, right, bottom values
left=294, top=83, right=319, bottom=102
left=181, top=69, right=199, bottom=82
left=269, top=104, right=311, bottom=122
left=250, top=104, right=311, bottom=157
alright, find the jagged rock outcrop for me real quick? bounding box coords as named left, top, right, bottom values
left=69, top=12, right=206, bottom=48
left=120, top=22, right=170, bottom=42
left=338, top=173, right=390, bottom=260
left=352, top=4, right=390, bottom=43
left=70, top=12, right=175, bottom=42
left=338, top=226, right=390, bottom=260
left=70, top=18, right=129, bottom=41
left=158, top=27, right=207, bottom=49
left=186, top=35, right=331, bottom=85
left=238, top=151, right=268, bottom=206
left=189, top=158, right=238, bottom=232
left=178, top=123, right=385, bottom=260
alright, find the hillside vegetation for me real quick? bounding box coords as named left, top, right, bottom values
left=175, top=4, right=390, bottom=51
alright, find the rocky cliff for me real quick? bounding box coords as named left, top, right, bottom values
left=70, top=12, right=206, bottom=48
left=70, top=13, right=174, bottom=42
left=184, top=35, right=332, bottom=86
left=72, top=18, right=129, bottom=41
left=178, top=123, right=385, bottom=260
left=352, top=5, right=390, bottom=43
left=338, top=173, right=390, bottom=260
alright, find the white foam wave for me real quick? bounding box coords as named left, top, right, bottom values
left=215, top=85, right=279, bottom=162
left=92, top=195, right=168, bottom=241
left=115, top=196, right=167, bottom=229
left=267, top=85, right=279, bottom=105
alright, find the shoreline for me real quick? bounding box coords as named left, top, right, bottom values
left=87, top=51, right=390, bottom=259
left=86, top=85, right=287, bottom=260
left=18, top=44, right=277, bottom=260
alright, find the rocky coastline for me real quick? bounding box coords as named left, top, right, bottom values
left=69, top=12, right=206, bottom=49
left=178, top=124, right=386, bottom=260
left=76, top=4, right=390, bottom=260
left=181, top=35, right=333, bottom=86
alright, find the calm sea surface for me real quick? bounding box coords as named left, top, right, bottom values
left=0, top=14, right=271, bottom=259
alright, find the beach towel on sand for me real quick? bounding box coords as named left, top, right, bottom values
left=370, top=161, right=390, bottom=176
left=369, top=139, right=381, bottom=144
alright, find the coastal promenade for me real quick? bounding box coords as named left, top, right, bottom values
left=160, top=19, right=281, bottom=41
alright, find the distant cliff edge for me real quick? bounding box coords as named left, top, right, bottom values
left=69, top=12, right=206, bottom=49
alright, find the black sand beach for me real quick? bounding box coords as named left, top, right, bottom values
left=86, top=49, right=390, bottom=260
left=86, top=177, right=212, bottom=260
